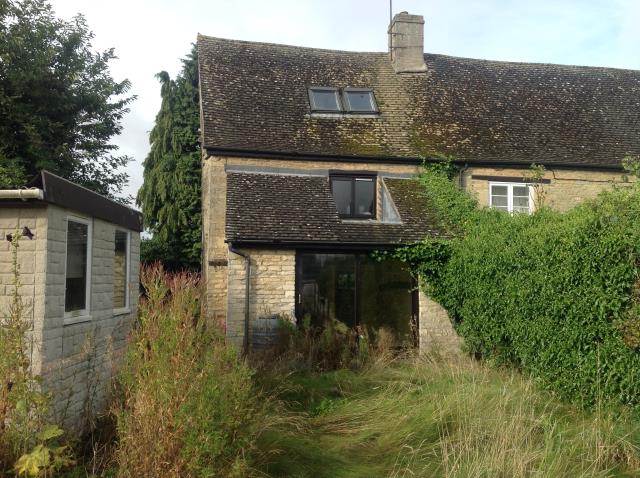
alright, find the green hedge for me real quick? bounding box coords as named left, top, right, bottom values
left=394, top=164, right=640, bottom=408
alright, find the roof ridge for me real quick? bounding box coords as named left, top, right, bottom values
left=196, top=33, right=385, bottom=55
left=425, top=52, right=640, bottom=73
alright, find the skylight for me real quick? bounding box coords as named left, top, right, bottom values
left=343, top=88, right=378, bottom=113
left=308, top=87, right=341, bottom=112
left=308, top=87, right=379, bottom=114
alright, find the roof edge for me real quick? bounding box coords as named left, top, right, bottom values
left=30, top=171, right=143, bottom=232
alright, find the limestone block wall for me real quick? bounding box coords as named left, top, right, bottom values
left=38, top=205, right=140, bottom=430
left=418, top=292, right=462, bottom=354
left=0, top=206, right=48, bottom=375
left=202, top=156, right=229, bottom=327
left=227, top=248, right=295, bottom=351
left=462, top=166, right=630, bottom=212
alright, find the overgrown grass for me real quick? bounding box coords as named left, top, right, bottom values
left=256, top=357, right=640, bottom=478
left=64, top=266, right=640, bottom=477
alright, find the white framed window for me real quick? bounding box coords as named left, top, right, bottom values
left=489, top=182, right=532, bottom=214
left=64, top=216, right=92, bottom=322
left=113, top=229, right=130, bottom=313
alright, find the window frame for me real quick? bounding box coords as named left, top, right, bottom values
left=330, top=173, right=377, bottom=219
left=308, top=87, right=342, bottom=113
left=342, top=88, right=379, bottom=113
left=489, top=182, right=533, bottom=214
left=113, top=229, right=131, bottom=315
left=63, top=215, right=92, bottom=324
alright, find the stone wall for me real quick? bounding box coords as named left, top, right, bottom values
left=202, top=156, right=229, bottom=328
left=418, top=292, right=462, bottom=354
left=201, top=153, right=422, bottom=331
left=462, top=166, right=629, bottom=212
left=226, top=248, right=295, bottom=351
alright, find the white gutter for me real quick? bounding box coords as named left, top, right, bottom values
left=0, top=188, right=44, bottom=200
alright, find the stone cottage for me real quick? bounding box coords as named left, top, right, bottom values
left=0, top=171, right=142, bottom=429
left=197, top=12, right=640, bottom=353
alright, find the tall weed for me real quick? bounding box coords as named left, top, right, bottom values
left=115, top=264, right=261, bottom=477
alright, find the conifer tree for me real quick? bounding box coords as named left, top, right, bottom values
left=137, top=46, right=201, bottom=270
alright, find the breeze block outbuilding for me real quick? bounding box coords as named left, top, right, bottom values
left=0, top=171, right=142, bottom=429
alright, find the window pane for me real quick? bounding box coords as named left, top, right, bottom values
left=65, top=221, right=88, bottom=313
left=491, top=185, right=508, bottom=196
left=331, top=178, right=352, bottom=215
left=310, top=89, right=340, bottom=111
left=354, top=178, right=375, bottom=217
left=513, top=206, right=529, bottom=213
left=345, top=90, right=376, bottom=112
left=513, top=186, right=529, bottom=197
left=513, top=196, right=530, bottom=208
left=491, top=195, right=508, bottom=207
left=298, top=254, right=356, bottom=329
left=358, top=256, right=414, bottom=344
left=114, top=231, right=128, bottom=309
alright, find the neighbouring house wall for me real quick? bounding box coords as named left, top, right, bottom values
left=418, top=292, right=462, bottom=354
left=0, top=206, right=48, bottom=375
left=39, top=205, right=140, bottom=430
left=462, top=166, right=629, bottom=212
left=226, top=248, right=296, bottom=351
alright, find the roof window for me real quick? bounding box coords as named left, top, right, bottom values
left=308, top=87, right=378, bottom=114
left=308, top=87, right=342, bottom=112
left=343, top=88, right=378, bottom=113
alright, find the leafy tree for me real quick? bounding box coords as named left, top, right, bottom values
left=137, top=46, right=201, bottom=270
left=0, top=0, right=133, bottom=198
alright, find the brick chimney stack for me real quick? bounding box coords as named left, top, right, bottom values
left=388, top=12, right=427, bottom=73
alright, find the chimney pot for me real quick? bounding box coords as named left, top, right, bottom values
left=388, top=12, right=427, bottom=73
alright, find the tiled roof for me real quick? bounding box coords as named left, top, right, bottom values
left=225, top=173, right=447, bottom=245
left=198, top=35, right=640, bottom=167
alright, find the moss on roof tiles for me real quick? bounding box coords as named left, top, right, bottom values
left=198, top=35, right=640, bottom=167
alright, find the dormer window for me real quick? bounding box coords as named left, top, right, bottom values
left=308, top=87, right=379, bottom=114
left=308, top=87, right=341, bottom=112
left=331, top=173, right=376, bottom=219
left=343, top=88, right=378, bottom=113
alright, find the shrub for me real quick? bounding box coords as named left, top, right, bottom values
left=390, top=161, right=640, bottom=408
left=115, top=264, right=261, bottom=477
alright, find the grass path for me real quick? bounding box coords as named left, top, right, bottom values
left=255, top=357, right=640, bottom=478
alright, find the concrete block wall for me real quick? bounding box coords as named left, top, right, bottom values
left=0, top=206, right=48, bottom=375
left=227, top=248, right=295, bottom=350
left=32, top=205, right=138, bottom=431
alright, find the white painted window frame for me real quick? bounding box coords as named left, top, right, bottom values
left=489, top=182, right=533, bottom=214
left=64, top=215, right=92, bottom=325
left=113, top=229, right=131, bottom=316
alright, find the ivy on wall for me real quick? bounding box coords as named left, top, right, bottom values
left=390, top=158, right=640, bottom=408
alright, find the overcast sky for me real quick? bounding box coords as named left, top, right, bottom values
left=49, top=0, right=640, bottom=205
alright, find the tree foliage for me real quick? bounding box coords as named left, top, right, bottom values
left=389, top=158, right=640, bottom=409
left=137, top=46, right=201, bottom=270
left=0, top=0, right=133, bottom=198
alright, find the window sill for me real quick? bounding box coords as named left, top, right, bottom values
left=113, top=307, right=131, bottom=317
left=63, top=314, right=92, bottom=326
